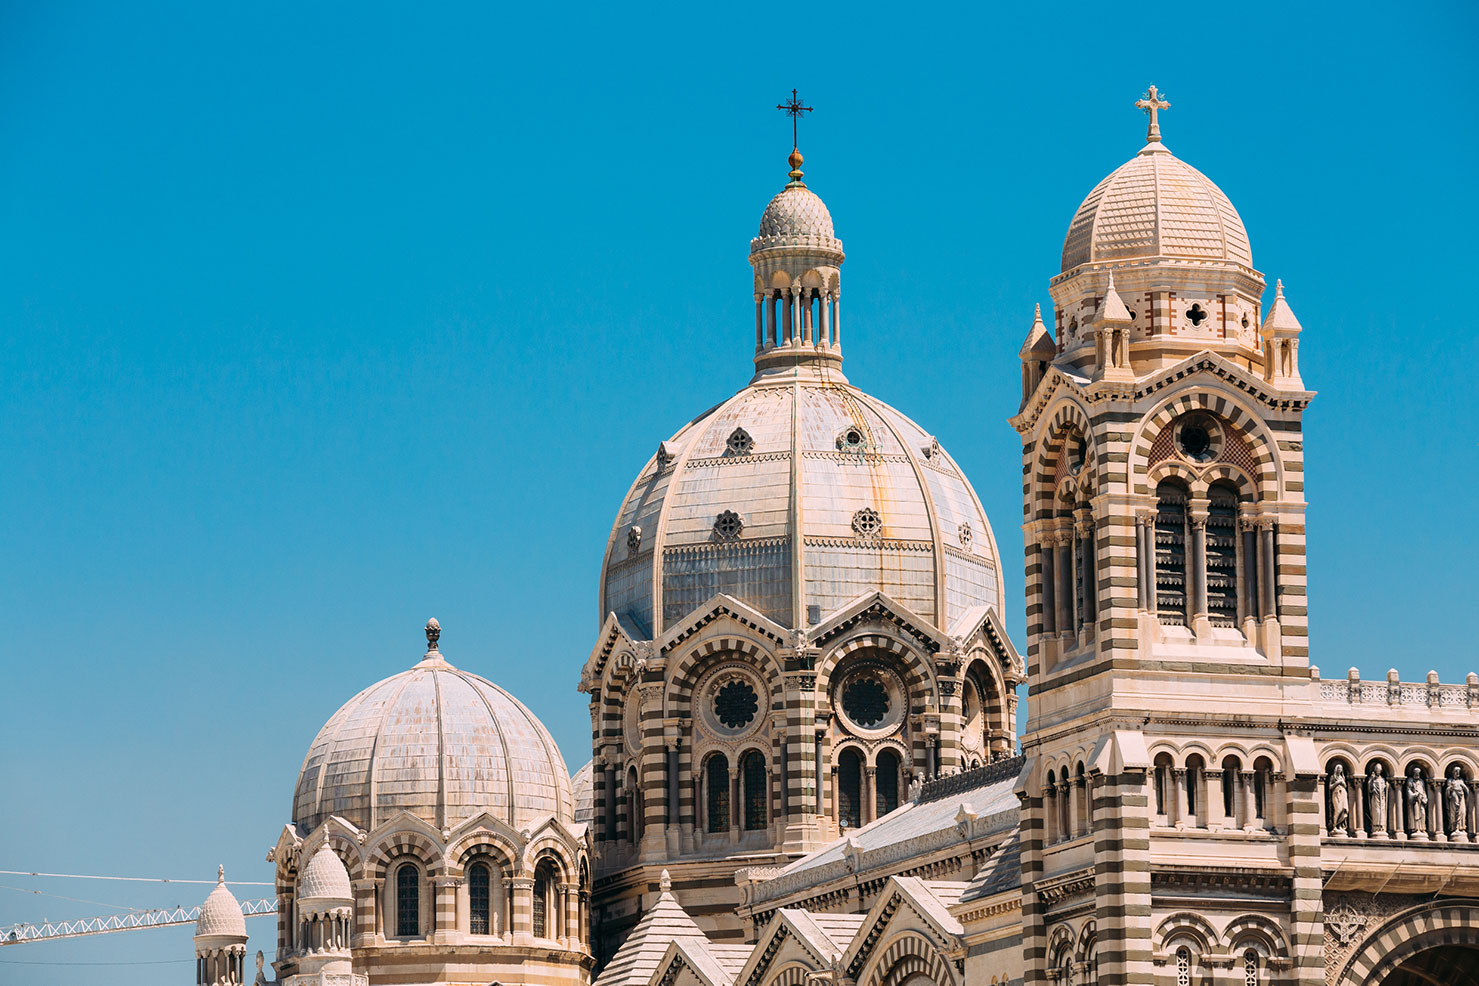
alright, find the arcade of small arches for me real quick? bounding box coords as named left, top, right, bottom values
left=1145, top=745, right=1285, bottom=835
left=587, top=619, right=1017, bottom=849
left=1151, top=912, right=1290, bottom=986
left=752, top=268, right=842, bottom=355
left=270, top=822, right=590, bottom=954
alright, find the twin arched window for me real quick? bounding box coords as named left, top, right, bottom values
left=1155, top=479, right=1245, bottom=627
left=531, top=858, right=558, bottom=939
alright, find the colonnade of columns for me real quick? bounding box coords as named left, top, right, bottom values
left=1152, top=763, right=1274, bottom=832
left=1045, top=772, right=1094, bottom=844
left=298, top=907, right=352, bottom=952
left=195, top=944, right=247, bottom=986
left=754, top=286, right=840, bottom=353
left=1038, top=517, right=1096, bottom=644
left=1134, top=506, right=1279, bottom=633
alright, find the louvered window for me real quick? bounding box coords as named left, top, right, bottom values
left=838, top=749, right=863, bottom=829
left=706, top=754, right=730, bottom=833
left=1207, top=484, right=1240, bottom=626
left=1155, top=481, right=1189, bottom=624
left=468, top=862, right=490, bottom=935
left=742, top=751, right=767, bottom=830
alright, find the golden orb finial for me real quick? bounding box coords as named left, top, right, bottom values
left=788, top=147, right=804, bottom=182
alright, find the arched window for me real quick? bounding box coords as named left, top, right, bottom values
left=876, top=749, right=901, bottom=818
left=626, top=766, right=641, bottom=844
left=532, top=859, right=557, bottom=939
left=395, top=862, right=419, bottom=937
left=1175, top=945, right=1192, bottom=986
left=1243, top=948, right=1259, bottom=986
left=1185, top=754, right=1204, bottom=825
left=468, top=861, right=491, bottom=936
left=838, top=748, right=862, bottom=830
left=1206, top=482, right=1240, bottom=626
left=741, top=750, right=768, bottom=830
left=1152, top=754, right=1173, bottom=821
left=1045, top=768, right=1059, bottom=842
left=1155, top=480, right=1189, bottom=624
left=1076, top=762, right=1090, bottom=834
left=1253, top=756, right=1274, bottom=824
left=706, top=754, right=730, bottom=833
left=1222, top=756, right=1243, bottom=824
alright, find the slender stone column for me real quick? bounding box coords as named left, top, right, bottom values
left=788, top=286, right=799, bottom=345
left=1040, top=538, right=1057, bottom=633
left=1259, top=522, right=1277, bottom=618
left=834, top=295, right=841, bottom=348
left=863, top=766, right=877, bottom=825
left=1242, top=771, right=1258, bottom=830
left=1206, top=769, right=1225, bottom=829
left=1189, top=513, right=1208, bottom=622
left=1068, top=777, right=1081, bottom=838
left=1352, top=776, right=1365, bottom=837
left=754, top=294, right=764, bottom=352
left=821, top=291, right=832, bottom=347
left=1057, top=534, right=1074, bottom=639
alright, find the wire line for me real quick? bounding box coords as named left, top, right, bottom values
left=0, top=883, right=140, bottom=912
left=0, top=869, right=272, bottom=886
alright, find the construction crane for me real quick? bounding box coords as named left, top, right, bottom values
left=1, top=898, right=278, bottom=945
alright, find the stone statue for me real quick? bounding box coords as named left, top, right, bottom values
left=1405, top=765, right=1428, bottom=834
left=1367, top=764, right=1388, bottom=835
left=907, top=770, right=924, bottom=800
left=1329, top=763, right=1350, bottom=833
left=1446, top=765, right=1469, bottom=836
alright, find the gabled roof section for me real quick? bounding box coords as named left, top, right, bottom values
left=651, top=938, right=750, bottom=986
left=960, top=831, right=1022, bottom=904
left=947, top=605, right=1024, bottom=680
left=593, top=873, right=708, bottom=986
left=808, top=589, right=947, bottom=654
left=1008, top=363, right=1090, bottom=435
left=581, top=611, right=641, bottom=692
left=840, top=875, right=966, bottom=980
left=1262, top=278, right=1303, bottom=335
left=1100, top=271, right=1132, bottom=323
left=657, top=592, right=790, bottom=655
left=1130, top=349, right=1314, bottom=406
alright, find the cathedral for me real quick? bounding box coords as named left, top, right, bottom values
left=190, top=90, right=1479, bottom=986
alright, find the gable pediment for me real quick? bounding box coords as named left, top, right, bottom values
left=808, top=590, right=946, bottom=654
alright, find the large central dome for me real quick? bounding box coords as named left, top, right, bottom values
left=599, top=377, right=1003, bottom=636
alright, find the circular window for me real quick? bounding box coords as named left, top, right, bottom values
left=714, top=510, right=744, bottom=540
left=726, top=427, right=754, bottom=456
left=833, top=664, right=906, bottom=737
left=836, top=427, right=867, bottom=451
left=1175, top=414, right=1220, bottom=463
left=842, top=677, right=889, bottom=726
left=714, top=679, right=759, bottom=730
left=852, top=507, right=882, bottom=537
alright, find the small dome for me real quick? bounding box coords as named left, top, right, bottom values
left=751, top=184, right=842, bottom=255
left=1060, top=143, right=1252, bottom=273
left=292, top=643, right=573, bottom=833
left=195, top=867, right=246, bottom=939
left=298, top=843, right=352, bottom=902
left=571, top=760, right=594, bottom=825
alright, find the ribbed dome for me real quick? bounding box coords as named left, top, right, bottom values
left=599, top=378, right=1003, bottom=637
left=195, top=868, right=246, bottom=939
left=298, top=843, right=352, bottom=902
left=1061, top=143, right=1252, bottom=273
left=571, top=760, right=594, bottom=825
left=292, top=650, right=573, bottom=833
left=751, top=184, right=842, bottom=255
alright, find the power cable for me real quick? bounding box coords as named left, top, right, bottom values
left=0, top=869, right=272, bottom=886
left=0, top=883, right=140, bottom=912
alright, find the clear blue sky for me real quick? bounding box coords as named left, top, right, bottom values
left=1, top=2, right=1474, bottom=981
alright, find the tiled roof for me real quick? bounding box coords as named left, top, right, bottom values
left=593, top=887, right=707, bottom=986
left=960, top=832, right=1022, bottom=903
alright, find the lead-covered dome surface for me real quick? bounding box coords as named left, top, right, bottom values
left=600, top=379, right=1003, bottom=636
left=1060, top=143, right=1252, bottom=273
left=292, top=657, right=573, bottom=834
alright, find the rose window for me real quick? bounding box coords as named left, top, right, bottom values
left=841, top=677, right=890, bottom=728
left=726, top=427, right=754, bottom=455
left=958, top=522, right=973, bottom=548
left=714, top=679, right=759, bottom=730
left=852, top=508, right=882, bottom=537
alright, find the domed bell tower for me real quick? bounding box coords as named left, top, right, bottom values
left=1011, top=90, right=1320, bottom=986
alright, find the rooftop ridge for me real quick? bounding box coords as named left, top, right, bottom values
left=915, top=754, right=1025, bottom=804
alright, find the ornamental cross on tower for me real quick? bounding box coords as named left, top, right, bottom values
left=777, top=89, right=813, bottom=181
left=1136, top=85, right=1170, bottom=143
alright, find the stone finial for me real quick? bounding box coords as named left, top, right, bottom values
left=425, top=618, right=441, bottom=651
left=1468, top=672, right=1477, bottom=685
left=1428, top=670, right=1440, bottom=684
left=1310, top=665, right=1320, bottom=680
left=1348, top=667, right=1360, bottom=682
left=1388, top=669, right=1400, bottom=683
left=217, top=864, right=225, bottom=886
left=659, top=869, right=672, bottom=893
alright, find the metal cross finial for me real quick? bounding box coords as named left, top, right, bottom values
left=1135, top=85, right=1171, bottom=143
left=776, top=88, right=813, bottom=150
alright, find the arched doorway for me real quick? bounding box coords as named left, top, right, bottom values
left=1379, top=945, right=1479, bottom=986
